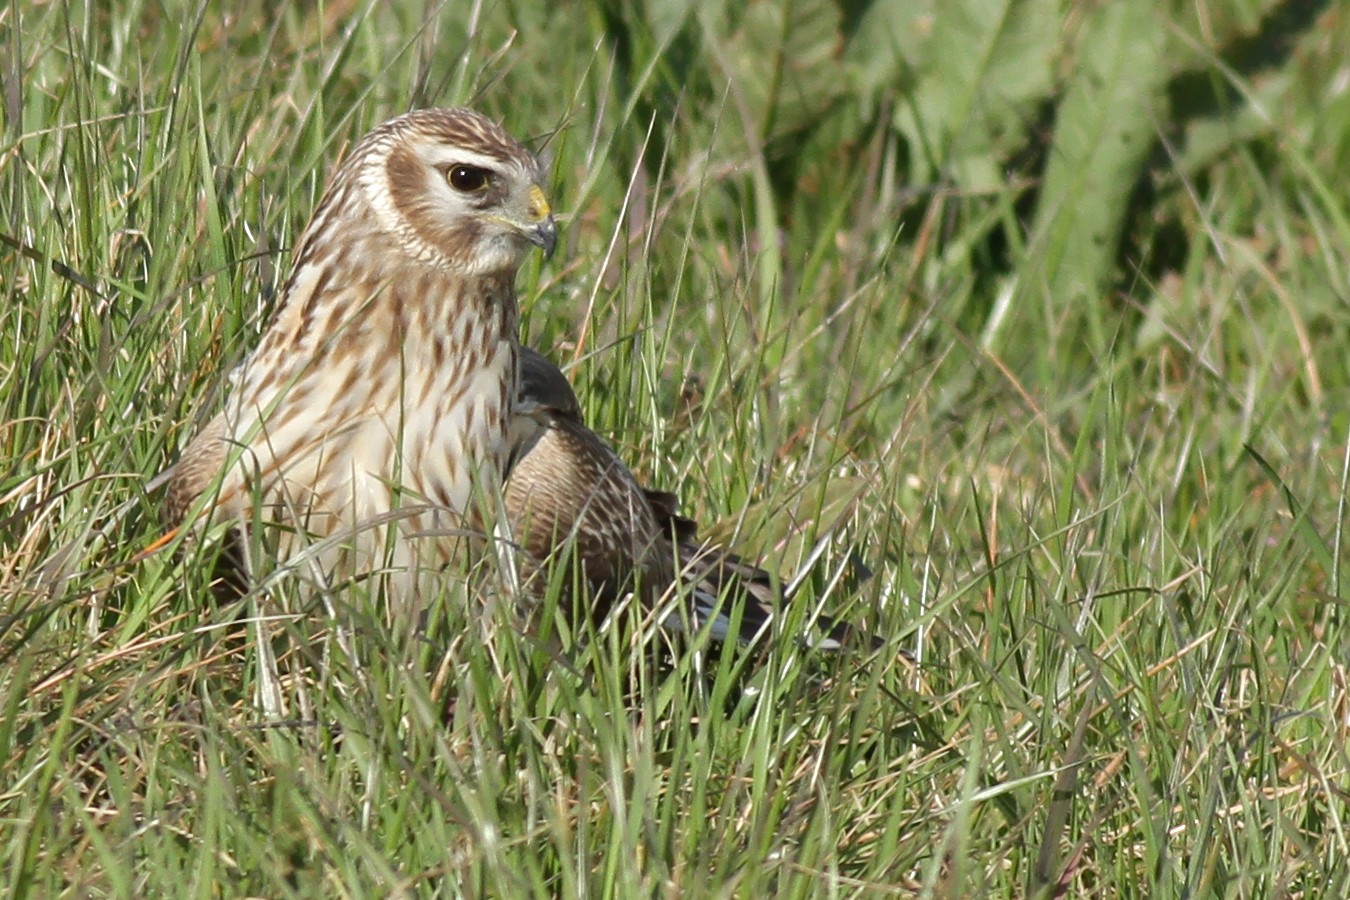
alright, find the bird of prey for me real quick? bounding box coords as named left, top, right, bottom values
left=161, top=108, right=556, bottom=597
left=505, top=347, right=875, bottom=650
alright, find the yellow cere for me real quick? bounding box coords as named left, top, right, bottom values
left=528, top=184, right=551, bottom=221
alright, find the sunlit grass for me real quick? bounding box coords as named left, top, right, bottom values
left=3, top=1, right=1350, bottom=896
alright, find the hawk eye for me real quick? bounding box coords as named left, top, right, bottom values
left=447, top=165, right=491, bottom=193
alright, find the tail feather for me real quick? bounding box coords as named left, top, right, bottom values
left=660, top=538, right=881, bottom=651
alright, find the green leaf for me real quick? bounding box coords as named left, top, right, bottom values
left=1018, top=0, right=1168, bottom=312
left=709, top=0, right=847, bottom=145
left=888, top=0, right=1060, bottom=187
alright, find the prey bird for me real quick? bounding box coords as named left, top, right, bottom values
left=505, top=348, right=877, bottom=650
left=160, top=108, right=556, bottom=596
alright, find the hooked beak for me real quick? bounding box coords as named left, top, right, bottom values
left=524, top=183, right=557, bottom=260
left=526, top=216, right=557, bottom=261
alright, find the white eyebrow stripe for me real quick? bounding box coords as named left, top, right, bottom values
left=424, top=147, right=518, bottom=172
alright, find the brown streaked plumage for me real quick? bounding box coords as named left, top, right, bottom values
left=505, top=348, right=674, bottom=610
left=162, top=108, right=556, bottom=595
left=505, top=348, right=875, bottom=649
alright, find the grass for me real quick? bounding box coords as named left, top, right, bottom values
left=4, top=0, right=1350, bottom=895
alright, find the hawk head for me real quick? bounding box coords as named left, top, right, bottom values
left=355, top=108, right=557, bottom=275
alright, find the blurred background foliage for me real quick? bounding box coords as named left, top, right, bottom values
left=588, top=0, right=1349, bottom=362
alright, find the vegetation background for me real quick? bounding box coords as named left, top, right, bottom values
left=4, top=0, right=1349, bottom=895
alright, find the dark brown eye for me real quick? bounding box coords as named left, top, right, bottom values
left=447, top=165, right=491, bottom=192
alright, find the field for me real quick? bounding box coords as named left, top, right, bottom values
left=4, top=1, right=1350, bottom=896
